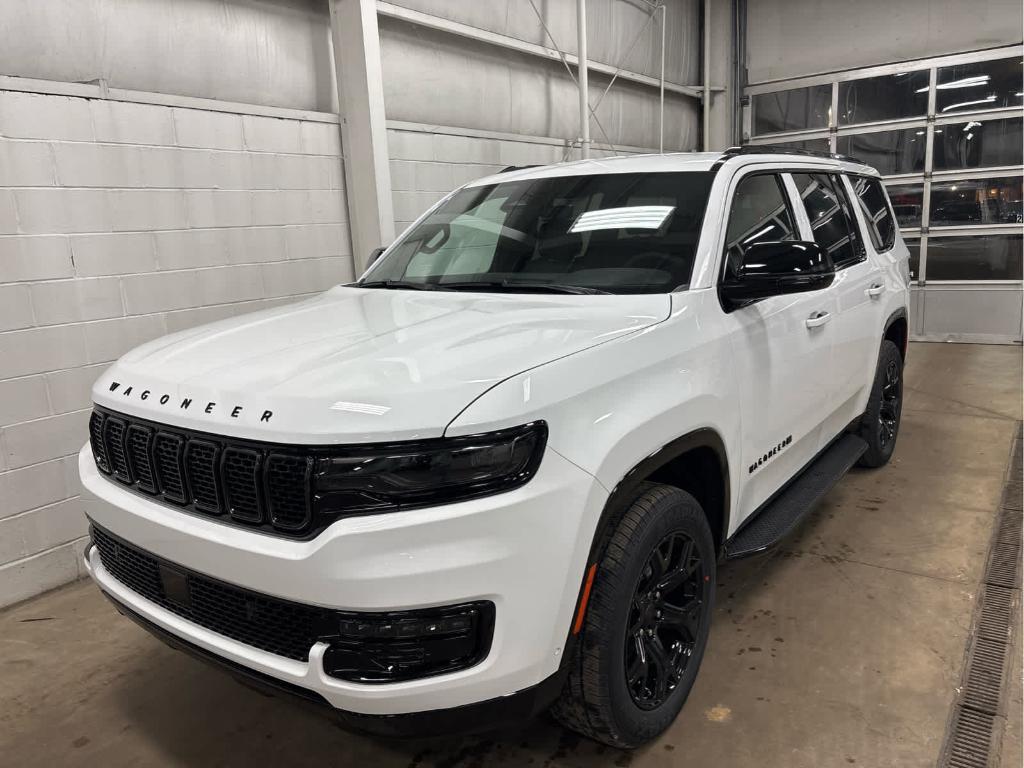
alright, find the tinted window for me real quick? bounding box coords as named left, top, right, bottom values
left=886, top=183, right=925, bottom=228
left=752, top=85, right=832, bottom=135
left=724, top=174, right=798, bottom=275
left=838, top=71, right=929, bottom=125
left=905, top=239, right=921, bottom=280
left=836, top=128, right=927, bottom=175
left=926, top=234, right=1023, bottom=280
left=933, top=118, right=1024, bottom=171
left=936, top=56, right=1024, bottom=114
left=792, top=173, right=865, bottom=269
left=850, top=176, right=896, bottom=252
left=929, top=176, right=1023, bottom=227
left=363, top=172, right=716, bottom=294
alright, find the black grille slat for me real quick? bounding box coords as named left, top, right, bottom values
left=89, top=408, right=317, bottom=537
left=266, top=454, right=312, bottom=531
left=222, top=448, right=263, bottom=523
left=153, top=432, right=188, bottom=504
left=186, top=440, right=222, bottom=514
left=104, top=417, right=132, bottom=484
left=90, top=411, right=110, bottom=474
left=92, top=526, right=323, bottom=661
left=126, top=425, right=157, bottom=494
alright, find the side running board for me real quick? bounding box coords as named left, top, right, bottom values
left=724, top=433, right=868, bottom=560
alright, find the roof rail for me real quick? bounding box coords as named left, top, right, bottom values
left=720, top=145, right=868, bottom=166
left=498, top=164, right=542, bottom=173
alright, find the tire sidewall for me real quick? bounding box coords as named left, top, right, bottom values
left=599, top=491, right=716, bottom=744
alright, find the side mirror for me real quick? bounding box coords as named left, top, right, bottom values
left=366, top=247, right=386, bottom=269
left=720, top=240, right=834, bottom=308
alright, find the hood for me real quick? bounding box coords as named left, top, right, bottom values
left=93, top=286, right=670, bottom=443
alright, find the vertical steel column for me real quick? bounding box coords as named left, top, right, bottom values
left=329, top=0, right=395, bottom=275
left=577, top=0, right=591, bottom=158
left=659, top=3, right=666, bottom=153
left=702, top=0, right=711, bottom=150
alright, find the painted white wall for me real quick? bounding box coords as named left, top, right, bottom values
left=746, top=0, right=1024, bottom=84
left=0, top=0, right=336, bottom=111
left=0, top=91, right=351, bottom=607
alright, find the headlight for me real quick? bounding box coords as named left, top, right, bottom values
left=313, top=422, right=547, bottom=516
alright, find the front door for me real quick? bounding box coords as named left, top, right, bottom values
left=718, top=170, right=837, bottom=525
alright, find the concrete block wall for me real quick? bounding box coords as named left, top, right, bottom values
left=387, top=125, right=651, bottom=234
left=0, top=89, right=352, bottom=608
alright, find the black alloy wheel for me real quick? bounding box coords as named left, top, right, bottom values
left=857, top=339, right=903, bottom=467
left=551, top=483, right=715, bottom=748
left=625, top=531, right=705, bottom=709
left=878, top=358, right=902, bottom=448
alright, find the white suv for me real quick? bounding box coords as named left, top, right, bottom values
left=81, top=148, right=910, bottom=747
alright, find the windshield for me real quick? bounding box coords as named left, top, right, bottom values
left=360, top=171, right=715, bottom=294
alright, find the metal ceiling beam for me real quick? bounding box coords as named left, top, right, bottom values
left=376, top=1, right=722, bottom=100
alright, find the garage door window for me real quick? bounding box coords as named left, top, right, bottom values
left=929, top=176, right=1024, bottom=227
left=752, top=85, right=831, bottom=135
left=926, top=234, right=1023, bottom=280
left=836, top=128, right=927, bottom=176
left=933, top=118, right=1023, bottom=171
left=838, top=70, right=929, bottom=125
left=936, top=57, right=1024, bottom=114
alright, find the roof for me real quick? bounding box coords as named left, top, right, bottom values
left=466, top=147, right=877, bottom=188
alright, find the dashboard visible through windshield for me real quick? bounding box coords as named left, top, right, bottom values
left=359, top=171, right=716, bottom=295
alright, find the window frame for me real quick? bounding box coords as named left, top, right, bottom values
left=790, top=170, right=868, bottom=271
left=847, top=173, right=898, bottom=253
left=720, top=170, right=801, bottom=281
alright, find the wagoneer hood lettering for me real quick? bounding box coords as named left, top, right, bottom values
left=92, top=286, right=670, bottom=443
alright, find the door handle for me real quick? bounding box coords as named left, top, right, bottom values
left=805, top=311, right=831, bottom=329
left=866, top=283, right=884, bottom=298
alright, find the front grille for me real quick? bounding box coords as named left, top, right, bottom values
left=90, top=408, right=311, bottom=537
left=92, top=525, right=327, bottom=661
left=91, top=524, right=496, bottom=680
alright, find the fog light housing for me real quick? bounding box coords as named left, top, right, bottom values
left=319, top=602, right=495, bottom=683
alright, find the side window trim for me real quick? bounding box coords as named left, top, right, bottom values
left=781, top=173, right=814, bottom=241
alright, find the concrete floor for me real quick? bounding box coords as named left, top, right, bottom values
left=1, top=342, right=1020, bottom=768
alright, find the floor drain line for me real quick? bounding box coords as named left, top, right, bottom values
left=938, top=424, right=1022, bottom=768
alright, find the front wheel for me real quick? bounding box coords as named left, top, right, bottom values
left=856, top=339, right=904, bottom=467
left=551, top=483, right=715, bottom=748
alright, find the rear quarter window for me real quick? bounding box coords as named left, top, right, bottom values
left=849, top=175, right=897, bottom=253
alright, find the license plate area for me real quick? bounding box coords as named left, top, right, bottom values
left=159, top=563, right=192, bottom=609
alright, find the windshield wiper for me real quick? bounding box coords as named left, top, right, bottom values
left=439, top=281, right=611, bottom=295
left=356, top=280, right=452, bottom=291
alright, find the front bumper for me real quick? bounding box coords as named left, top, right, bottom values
left=80, top=442, right=606, bottom=716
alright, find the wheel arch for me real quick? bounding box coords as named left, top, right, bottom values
left=590, top=428, right=732, bottom=565
left=883, top=307, right=909, bottom=359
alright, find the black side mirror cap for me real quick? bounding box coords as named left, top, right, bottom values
left=720, top=240, right=835, bottom=308
left=366, top=247, right=386, bottom=269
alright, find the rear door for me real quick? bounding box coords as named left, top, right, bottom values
left=719, top=169, right=838, bottom=523
left=789, top=171, right=884, bottom=444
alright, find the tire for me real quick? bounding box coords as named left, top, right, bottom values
left=856, top=339, right=904, bottom=468
left=551, top=483, right=715, bottom=748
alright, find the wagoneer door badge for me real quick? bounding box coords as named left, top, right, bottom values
left=749, top=435, right=792, bottom=474
left=106, top=381, right=273, bottom=423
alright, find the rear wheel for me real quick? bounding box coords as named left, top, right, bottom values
left=856, top=339, right=903, bottom=467
left=551, top=483, right=715, bottom=748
